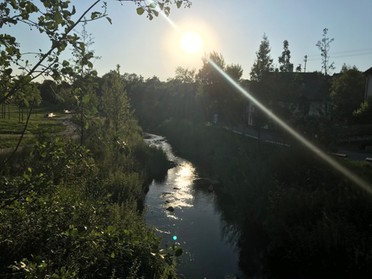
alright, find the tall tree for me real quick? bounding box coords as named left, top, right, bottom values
left=250, top=34, right=274, bottom=82
left=316, top=28, right=335, bottom=76
left=70, top=22, right=101, bottom=146
left=278, top=40, right=293, bottom=72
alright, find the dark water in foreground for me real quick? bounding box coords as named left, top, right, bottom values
left=144, top=134, right=245, bottom=279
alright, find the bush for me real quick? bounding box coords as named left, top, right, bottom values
left=0, top=138, right=178, bottom=278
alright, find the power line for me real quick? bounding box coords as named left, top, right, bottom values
left=306, top=49, right=372, bottom=61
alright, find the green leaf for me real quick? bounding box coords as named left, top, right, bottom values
left=136, top=7, right=145, bottom=15
left=164, top=7, right=170, bottom=16
left=62, top=60, right=69, bottom=67
left=106, top=16, right=112, bottom=24
left=176, top=1, right=182, bottom=8
left=91, top=11, right=101, bottom=20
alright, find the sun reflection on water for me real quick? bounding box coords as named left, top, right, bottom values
left=162, top=162, right=196, bottom=214
left=175, top=162, right=196, bottom=188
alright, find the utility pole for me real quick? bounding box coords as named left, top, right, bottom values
left=304, top=55, right=308, bottom=72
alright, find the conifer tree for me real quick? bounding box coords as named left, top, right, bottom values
left=278, top=40, right=293, bottom=72
left=250, top=34, right=274, bottom=82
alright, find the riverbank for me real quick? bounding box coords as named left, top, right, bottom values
left=155, top=119, right=372, bottom=278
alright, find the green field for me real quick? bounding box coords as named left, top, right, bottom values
left=0, top=104, right=69, bottom=149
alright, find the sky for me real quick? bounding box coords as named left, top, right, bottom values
left=9, top=0, right=372, bottom=81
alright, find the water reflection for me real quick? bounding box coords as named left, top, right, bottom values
left=175, top=162, right=196, bottom=188
left=144, top=134, right=244, bottom=279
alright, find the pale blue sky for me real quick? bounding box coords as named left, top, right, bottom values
left=10, top=0, right=372, bottom=80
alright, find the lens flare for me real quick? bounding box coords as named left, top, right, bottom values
left=208, top=60, right=372, bottom=195
left=155, top=6, right=372, bottom=195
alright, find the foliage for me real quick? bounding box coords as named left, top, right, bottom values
left=12, top=76, right=41, bottom=108
left=278, top=40, right=293, bottom=72
left=135, top=0, right=191, bottom=19
left=174, top=66, right=196, bottom=83
left=225, top=63, right=243, bottom=81
left=0, top=0, right=191, bottom=105
left=330, top=65, right=365, bottom=123
left=250, top=34, right=274, bottom=82
left=196, top=52, right=246, bottom=124
left=0, top=64, right=181, bottom=277
left=0, top=1, right=191, bottom=277
left=316, top=28, right=335, bottom=76
left=354, top=97, right=372, bottom=124
left=99, top=66, right=134, bottom=140
left=197, top=51, right=226, bottom=85
left=0, top=123, right=178, bottom=278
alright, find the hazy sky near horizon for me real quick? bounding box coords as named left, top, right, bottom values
left=11, top=0, right=372, bottom=80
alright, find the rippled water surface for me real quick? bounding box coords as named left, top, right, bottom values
left=144, top=134, right=244, bottom=279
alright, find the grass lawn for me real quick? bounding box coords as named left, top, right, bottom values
left=0, top=104, right=68, bottom=149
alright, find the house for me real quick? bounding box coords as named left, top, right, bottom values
left=295, top=72, right=331, bottom=116
left=246, top=72, right=331, bottom=127
left=364, top=67, right=372, bottom=100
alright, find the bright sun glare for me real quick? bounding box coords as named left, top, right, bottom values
left=180, top=31, right=203, bottom=54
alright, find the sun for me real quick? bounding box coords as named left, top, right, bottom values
left=180, top=31, right=203, bottom=54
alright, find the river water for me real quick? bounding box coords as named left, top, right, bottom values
left=144, top=134, right=245, bottom=279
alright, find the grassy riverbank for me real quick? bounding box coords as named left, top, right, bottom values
left=0, top=104, right=67, bottom=149
left=157, top=119, right=372, bottom=278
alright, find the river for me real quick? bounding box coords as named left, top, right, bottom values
left=144, top=133, right=245, bottom=279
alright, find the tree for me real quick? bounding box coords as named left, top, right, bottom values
left=250, top=34, right=274, bottom=82
left=197, top=51, right=225, bottom=85
left=197, top=52, right=246, bottom=124
left=278, top=40, right=293, bottom=72
left=0, top=0, right=191, bottom=105
left=330, top=65, right=365, bottom=122
left=1, top=0, right=191, bottom=158
left=226, top=63, right=243, bottom=82
left=316, top=28, right=335, bottom=76
left=69, top=22, right=101, bottom=146
left=99, top=65, right=135, bottom=142
left=174, top=66, right=196, bottom=83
